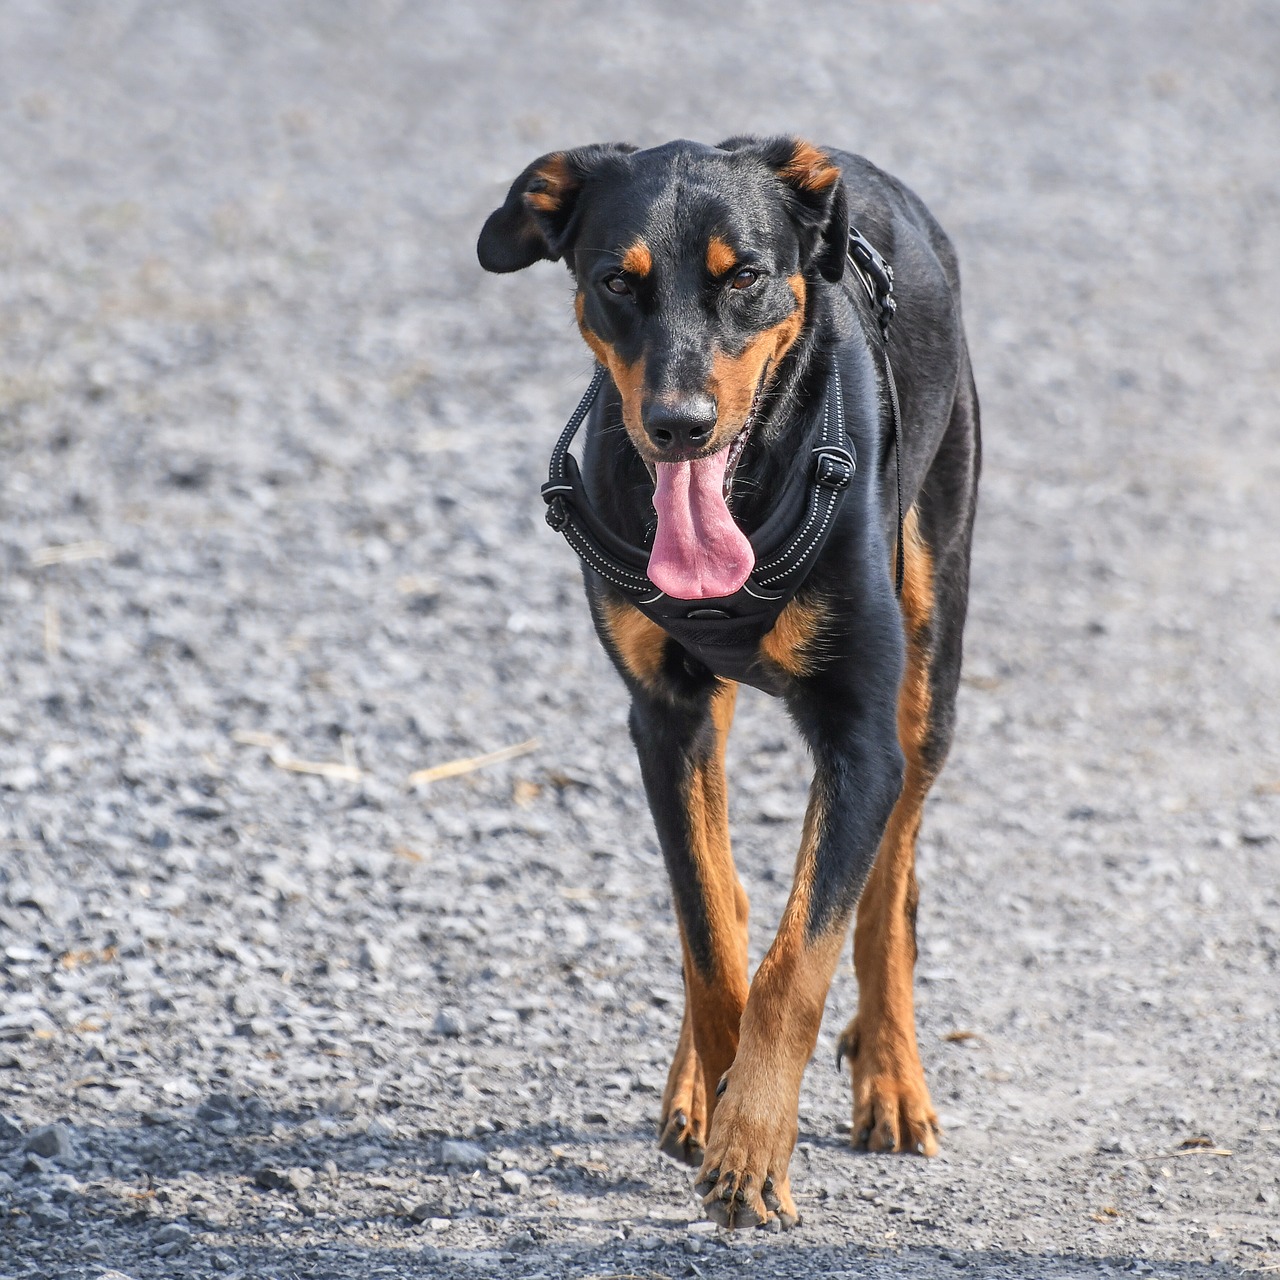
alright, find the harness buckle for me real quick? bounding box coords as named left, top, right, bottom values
left=814, top=445, right=856, bottom=491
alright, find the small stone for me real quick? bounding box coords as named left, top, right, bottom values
left=500, top=1169, right=530, bottom=1194
left=432, top=1009, right=465, bottom=1037
left=440, top=1139, right=487, bottom=1168
left=29, top=1203, right=71, bottom=1227
left=0, top=1114, right=23, bottom=1144
left=407, top=1202, right=442, bottom=1224
left=1099, top=1135, right=1135, bottom=1156
left=359, top=939, right=392, bottom=972
left=22, top=1153, right=54, bottom=1175
left=255, top=1165, right=314, bottom=1192
left=154, top=1223, right=191, bottom=1245
left=95, top=1273, right=141, bottom=1280
left=23, top=1122, right=74, bottom=1161
left=505, top=1230, right=536, bottom=1250
left=196, top=1093, right=237, bottom=1118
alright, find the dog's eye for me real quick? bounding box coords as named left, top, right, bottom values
left=603, top=275, right=631, bottom=296
left=730, top=268, right=759, bottom=291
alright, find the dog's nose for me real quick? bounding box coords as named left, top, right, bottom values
left=644, top=396, right=717, bottom=453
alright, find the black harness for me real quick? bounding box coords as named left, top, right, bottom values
left=541, top=227, right=902, bottom=690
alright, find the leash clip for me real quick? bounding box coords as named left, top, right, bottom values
left=814, top=445, right=856, bottom=491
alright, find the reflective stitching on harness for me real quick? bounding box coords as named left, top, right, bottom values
left=755, top=493, right=837, bottom=585
left=563, top=518, right=652, bottom=592
left=753, top=372, right=845, bottom=580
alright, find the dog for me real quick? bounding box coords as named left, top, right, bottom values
left=477, top=136, right=980, bottom=1230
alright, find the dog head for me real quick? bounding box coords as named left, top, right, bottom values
left=478, top=136, right=847, bottom=465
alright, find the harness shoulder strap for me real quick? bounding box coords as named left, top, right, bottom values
left=847, top=227, right=905, bottom=596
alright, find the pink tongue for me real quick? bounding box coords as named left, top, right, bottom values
left=648, top=448, right=755, bottom=599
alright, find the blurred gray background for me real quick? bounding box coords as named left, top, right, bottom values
left=0, top=3, right=1277, bottom=1279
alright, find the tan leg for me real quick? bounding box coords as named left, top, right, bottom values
left=838, top=506, right=940, bottom=1155
left=694, top=793, right=841, bottom=1229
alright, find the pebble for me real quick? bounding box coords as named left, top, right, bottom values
left=440, top=1139, right=488, bottom=1168
left=0, top=1114, right=23, bottom=1144
left=365, top=1116, right=396, bottom=1141
left=432, top=1008, right=466, bottom=1037
left=29, top=1203, right=72, bottom=1227
left=500, top=1169, right=530, bottom=1193
left=359, top=939, right=392, bottom=972
left=255, top=1165, right=315, bottom=1192
left=196, top=1094, right=239, bottom=1122
left=23, top=1122, right=74, bottom=1161
left=154, top=1223, right=192, bottom=1245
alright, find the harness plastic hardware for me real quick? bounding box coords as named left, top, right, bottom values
left=814, top=446, right=856, bottom=490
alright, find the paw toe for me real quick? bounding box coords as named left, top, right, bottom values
left=659, top=1110, right=705, bottom=1167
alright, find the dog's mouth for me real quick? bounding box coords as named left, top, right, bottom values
left=645, top=374, right=765, bottom=601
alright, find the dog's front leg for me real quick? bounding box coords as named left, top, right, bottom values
left=629, top=678, right=749, bottom=1169
left=695, top=678, right=904, bottom=1229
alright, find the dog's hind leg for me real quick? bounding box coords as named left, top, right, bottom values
left=629, top=678, right=750, bottom=1168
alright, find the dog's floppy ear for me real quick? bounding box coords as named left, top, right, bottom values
left=720, top=136, right=848, bottom=283
left=477, top=144, right=637, bottom=274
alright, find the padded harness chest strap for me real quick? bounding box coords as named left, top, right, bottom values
left=542, top=366, right=855, bottom=686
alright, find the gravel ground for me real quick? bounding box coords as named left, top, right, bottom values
left=1, top=3, right=1278, bottom=1278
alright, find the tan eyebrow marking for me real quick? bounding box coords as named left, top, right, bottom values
left=621, top=240, right=652, bottom=276
left=706, top=234, right=737, bottom=276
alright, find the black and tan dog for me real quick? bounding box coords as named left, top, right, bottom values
left=478, top=136, right=979, bottom=1230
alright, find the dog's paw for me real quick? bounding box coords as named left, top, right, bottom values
left=694, top=1161, right=799, bottom=1231
left=658, top=1035, right=707, bottom=1167
left=837, top=1020, right=939, bottom=1156
left=693, top=1085, right=800, bottom=1230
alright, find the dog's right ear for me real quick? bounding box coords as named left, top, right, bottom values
left=477, top=144, right=637, bottom=274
